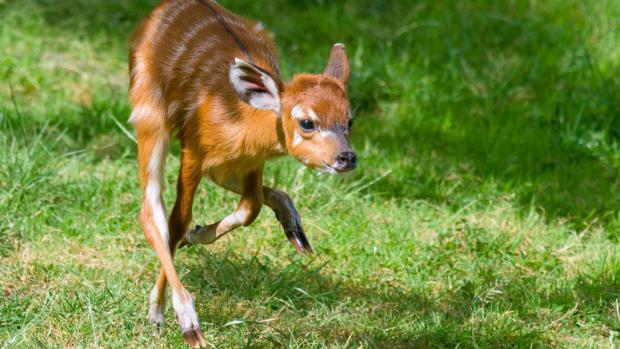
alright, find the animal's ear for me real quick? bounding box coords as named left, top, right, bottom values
left=229, top=58, right=281, bottom=112
left=324, top=43, right=350, bottom=86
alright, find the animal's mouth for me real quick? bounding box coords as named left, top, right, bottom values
left=320, top=162, right=352, bottom=175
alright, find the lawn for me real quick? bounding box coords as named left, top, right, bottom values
left=1, top=0, right=620, bottom=347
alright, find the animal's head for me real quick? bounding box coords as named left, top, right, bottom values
left=229, top=44, right=356, bottom=174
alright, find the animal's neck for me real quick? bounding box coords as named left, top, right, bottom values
left=238, top=104, right=287, bottom=158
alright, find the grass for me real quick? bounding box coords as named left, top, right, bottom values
left=1, top=0, right=620, bottom=347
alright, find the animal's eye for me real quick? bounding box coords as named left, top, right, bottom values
left=348, top=119, right=354, bottom=129
left=299, top=119, right=315, bottom=132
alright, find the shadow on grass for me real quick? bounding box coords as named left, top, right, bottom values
left=177, top=248, right=558, bottom=348
left=177, top=246, right=620, bottom=347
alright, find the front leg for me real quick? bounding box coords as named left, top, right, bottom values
left=187, top=170, right=263, bottom=245
left=263, top=187, right=314, bottom=254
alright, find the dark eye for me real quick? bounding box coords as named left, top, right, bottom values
left=299, top=119, right=315, bottom=132
left=348, top=119, right=354, bottom=129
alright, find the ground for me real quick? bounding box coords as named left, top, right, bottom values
left=1, top=0, right=620, bottom=347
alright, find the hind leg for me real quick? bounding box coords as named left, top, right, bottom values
left=135, top=120, right=207, bottom=348
left=148, top=146, right=203, bottom=333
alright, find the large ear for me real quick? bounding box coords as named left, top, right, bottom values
left=324, top=43, right=350, bottom=85
left=229, top=58, right=281, bottom=112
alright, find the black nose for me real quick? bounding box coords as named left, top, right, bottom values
left=335, top=151, right=357, bottom=171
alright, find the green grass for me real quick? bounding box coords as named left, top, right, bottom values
left=2, top=0, right=620, bottom=347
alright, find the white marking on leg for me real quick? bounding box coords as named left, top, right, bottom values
left=148, top=135, right=167, bottom=176
left=188, top=207, right=250, bottom=244
left=221, top=207, right=250, bottom=230
left=172, top=289, right=199, bottom=331
left=148, top=286, right=165, bottom=325
left=146, top=180, right=168, bottom=244
left=146, top=135, right=170, bottom=244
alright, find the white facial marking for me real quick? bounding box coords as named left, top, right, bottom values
left=292, top=105, right=305, bottom=120
left=308, top=108, right=319, bottom=121
left=292, top=131, right=303, bottom=147
left=171, top=289, right=199, bottom=331
left=319, top=129, right=337, bottom=139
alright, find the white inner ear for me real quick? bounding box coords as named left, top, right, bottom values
left=260, top=73, right=280, bottom=104
left=248, top=94, right=280, bottom=111
left=229, top=63, right=251, bottom=93
left=229, top=58, right=281, bottom=113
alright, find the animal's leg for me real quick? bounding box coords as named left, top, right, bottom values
left=263, top=187, right=313, bottom=254
left=187, top=169, right=263, bottom=244
left=186, top=171, right=312, bottom=254
left=148, top=145, right=203, bottom=335
left=135, top=121, right=207, bottom=348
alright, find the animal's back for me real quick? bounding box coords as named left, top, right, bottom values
left=129, top=0, right=281, bottom=128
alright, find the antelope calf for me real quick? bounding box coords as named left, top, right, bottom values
left=129, top=0, right=356, bottom=346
